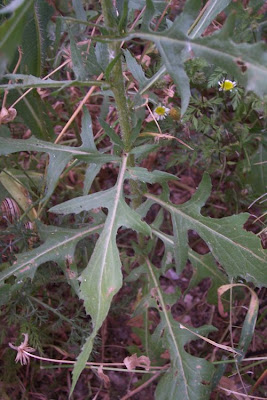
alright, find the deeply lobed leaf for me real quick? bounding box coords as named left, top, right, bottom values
left=146, top=259, right=216, bottom=400
left=50, top=154, right=151, bottom=393
left=0, top=109, right=118, bottom=202
left=126, top=9, right=267, bottom=114
left=145, top=173, right=267, bottom=287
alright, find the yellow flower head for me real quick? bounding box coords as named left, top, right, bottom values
left=154, top=104, right=170, bottom=121
left=218, top=79, right=236, bottom=92
left=169, top=107, right=181, bottom=121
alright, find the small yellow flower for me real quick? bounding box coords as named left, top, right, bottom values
left=169, top=107, right=181, bottom=121
left=153, top=104, right=170, bottom=121
left=218, top=79, right=236, bottom=92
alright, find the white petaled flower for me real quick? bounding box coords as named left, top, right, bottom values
left=9, top=333, right=36, bottom=365
left=218, top=79, right=236, bottom=92
left=153, top=104, right=170, bottom=121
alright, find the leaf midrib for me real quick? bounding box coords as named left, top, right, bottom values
left=95, top=154, right=128, bottom=322
left=189, top=0, right=229, bottom=39
left=128, top=32, right=267, bottom=75
left=146, top=194, right=265, bottom=264
left=0, top=224, right=103, bottom=283
left=146, top=258, right=190, bottom=399
left=0, top=138, right=105, bottom=157
left=0, top=79, right=103, bottom=91
left=151, top=227, right=226, bottom=282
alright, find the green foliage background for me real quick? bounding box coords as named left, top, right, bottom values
left=0, top=0, right=266, bottom=398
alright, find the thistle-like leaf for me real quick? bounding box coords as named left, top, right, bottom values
left=151, top=227, right=228, bottom=304
left=0, top=74, right=103, bottom=91
left=146, top=258, right=216, bottom=400
left=188, top=0, right=232, bottom=39
left=0, top=109, right=118, bottom=202
left=125, top=167, right=178, bottom=184
left=49, top=154, right=151, bottom=394
left=127, top=5, right=267, bottom=114
left=145, top=173, right=267, bottom=287
left=0, top=222, right=103, bottom=285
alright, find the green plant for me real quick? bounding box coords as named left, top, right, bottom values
left=0, top=0, right=267, bottom=399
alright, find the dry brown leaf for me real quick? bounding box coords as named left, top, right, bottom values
left=0, top=107, right=17, bottom=124
left=97, top=365, right=110, bottom=388
left=218, top=376, right=250, bottom=400
left=124, top=354, right=151, bottom=371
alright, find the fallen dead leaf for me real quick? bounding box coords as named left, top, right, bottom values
left=124, top=354, right=151, bottom=371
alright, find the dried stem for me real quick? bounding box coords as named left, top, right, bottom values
left=2, top=47, right=23, bottom=109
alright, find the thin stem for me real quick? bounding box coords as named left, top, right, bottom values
left=54, top=73, right=104, bottom=144
left=213, top=357, right=267, bottom=364
left=218, top=386, right=267, bottom=400
left=100, top=0, right=132, bottom=152
left=2, top=47, right=23, bottom=109
left=21, top=351, right=167, bottom=374
left=9, top=59, right=70, bottom=109
left=121, top=371, right=162, bottom=399
left=187, top=0, right=212, bottom=38
left=229, top=283, right=248, bottom=396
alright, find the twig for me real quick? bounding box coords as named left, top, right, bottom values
left=9, top=59, right=71, bottom=109
left=2, top=47, right=23, bottom=109
left=54, top=72, right=104, bottom=144
left=140, top=131, right=194, bottom=150
left=121, top=370, right=162, bottom=400
left=218, top=386, right=267, bottom=399
left=250, top=368, right=267, bottom=394
left=9, top=337, right=167, bottom=374
left=179, top=323, right=240, bottom=355
left=248, top=193, right=267, bottom=209
left=86, top=14, right=103, bottom=53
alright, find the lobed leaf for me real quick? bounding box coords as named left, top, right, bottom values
left=50, top=154, right=151, bottom=394
left=0, top=109, right=118, bottom=202
left=99, top=118, right=124, bottom=147
left=126, top=9, right=267, bottom=114
left=83, top=164, right=101, bottom=195
left=146, top=173, right=267, bottom=287
left=123, top=49, right=149, bottom=89
left=72, top=0, right=87, bottom=22
left=69, top=29, right=88, bottom=80
left=0, top=223, right=103, bottom=285
left=0, top=74, right=105, bottom=91
left=126, top=167, right=178, bottom=184
left=188, top=0, right=232, bottom=39
left=188, top=251, right=228, bottom=304
left=146, top=258, right=216, bottom=400
left=151, top=226, right=228, bottom=304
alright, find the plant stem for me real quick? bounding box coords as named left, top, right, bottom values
left=100, top=0, right=132, bottom=152
left=100, top=0, right=145, bottom=224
